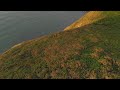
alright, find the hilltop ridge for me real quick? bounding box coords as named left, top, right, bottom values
left=64, top=11, right=120, bottom=30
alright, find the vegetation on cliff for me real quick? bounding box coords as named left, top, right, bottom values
left=0, top=11, right=120, bottom=79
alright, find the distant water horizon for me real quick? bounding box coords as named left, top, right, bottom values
left=0, top=11, right=86, bottom=53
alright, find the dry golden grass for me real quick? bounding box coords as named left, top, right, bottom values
left=93, top=47, right=104, bottom=53
left=64, top=11, right=106, bottom=31
left=90, top=52, right=99, bottom=59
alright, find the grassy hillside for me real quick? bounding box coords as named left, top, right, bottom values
left=0, top=11, right=120, bottom=79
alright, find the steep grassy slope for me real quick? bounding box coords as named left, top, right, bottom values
left=0, top=11, right=120, bottom=79
left=64, top=11, right=105, bottom=31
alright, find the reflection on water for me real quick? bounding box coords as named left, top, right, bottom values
left=0, top=11, right=86, bottom=53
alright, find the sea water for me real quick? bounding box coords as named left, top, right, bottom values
left=0, top=11, right=86, bottom=53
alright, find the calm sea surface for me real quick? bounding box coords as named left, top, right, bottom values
left=0, top=11, right=86, bottom=53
